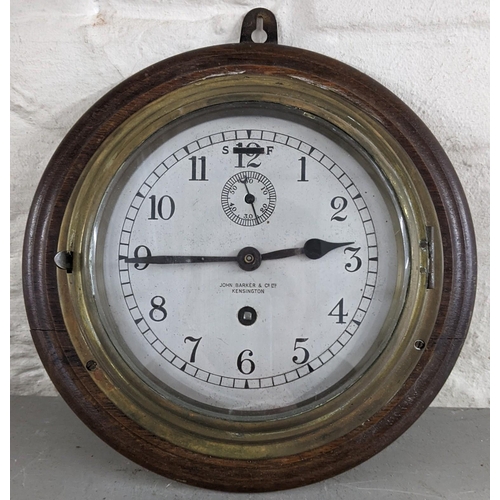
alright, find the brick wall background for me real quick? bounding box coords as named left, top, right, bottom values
left=11, top=0, right=489, bottom=406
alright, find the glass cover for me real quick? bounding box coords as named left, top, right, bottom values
left=91, top=103, right=409, bottom=418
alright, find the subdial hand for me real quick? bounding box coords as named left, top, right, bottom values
left=241, top=176, right=259, bottom=221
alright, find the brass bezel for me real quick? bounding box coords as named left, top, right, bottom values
left=57, top=74, right=443, bottom=459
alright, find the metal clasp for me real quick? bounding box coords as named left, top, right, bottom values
left=54, top=251, right=73, bottom=273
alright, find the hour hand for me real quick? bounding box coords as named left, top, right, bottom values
left=261, top=239, right=354, bottom=261
left=303, top=238, right=355, bottom=259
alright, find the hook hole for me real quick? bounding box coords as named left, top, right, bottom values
left=251, top=16, right=268, bottom=43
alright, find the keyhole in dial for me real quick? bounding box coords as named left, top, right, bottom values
left=238, top=306, right=257, bottom=326
left=251, top=16, right=268, bottom=43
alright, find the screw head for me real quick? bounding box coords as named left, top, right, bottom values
left=414, top=340, right=426, bottom=351
left=86, top=360, right=98, bottom=371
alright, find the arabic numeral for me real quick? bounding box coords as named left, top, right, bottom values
left=184, top=336, right=202, bottom=363
left=330, top=196, right=348, bottom=221
left=292, top=338, right=310, bottom=365
left=149, top=296, right=167, bottom=322
left=344, top=246, right=362, bottom=272
left=233, top=142, right=263, bottom=168
left=189, top=156, right=208, bottom=181
left=133, top=245, right=151, bottom=270
left=298, top=157, right=308, bottom=182
left=237, top=349, right=255, bottom=375
left=328, top=298, right=348, bottom=324
left=148, top=195, right=175, bottom=221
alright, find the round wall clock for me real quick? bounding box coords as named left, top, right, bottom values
left=23, top=8, right=477, bottom=492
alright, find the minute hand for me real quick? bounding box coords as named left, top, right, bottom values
left=261, top=239, right=355, bottom=261
left=124, top=255, right=237, bottom=264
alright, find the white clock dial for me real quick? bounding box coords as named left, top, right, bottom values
left=92, top=104, right=409, bottom=416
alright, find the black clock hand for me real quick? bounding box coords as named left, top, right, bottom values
left=261, top=239, right=355, bottom=261
left=124, top=255, right=237, bottom=264
left=241, top=176, right=259, bottom=221
left=125, top=239, right=354, bottom=267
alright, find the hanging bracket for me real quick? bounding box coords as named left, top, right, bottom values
left=240, top=8, right=278, bottom=44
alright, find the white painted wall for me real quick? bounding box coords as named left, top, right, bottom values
left=11, top=0, right=489, bottom=407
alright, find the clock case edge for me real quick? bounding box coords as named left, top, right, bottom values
left=22, top=42, right=477, bottom=492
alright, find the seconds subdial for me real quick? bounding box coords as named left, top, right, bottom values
left=221, top=171, right=277, bottom=226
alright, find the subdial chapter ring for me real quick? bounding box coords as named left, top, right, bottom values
left=221, top=171, right=277, bottom=226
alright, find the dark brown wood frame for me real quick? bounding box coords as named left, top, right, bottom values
left=23, top=17, right=476, bottom=492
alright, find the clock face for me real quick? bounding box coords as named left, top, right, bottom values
left=91, top=104, right=409, bottom=416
